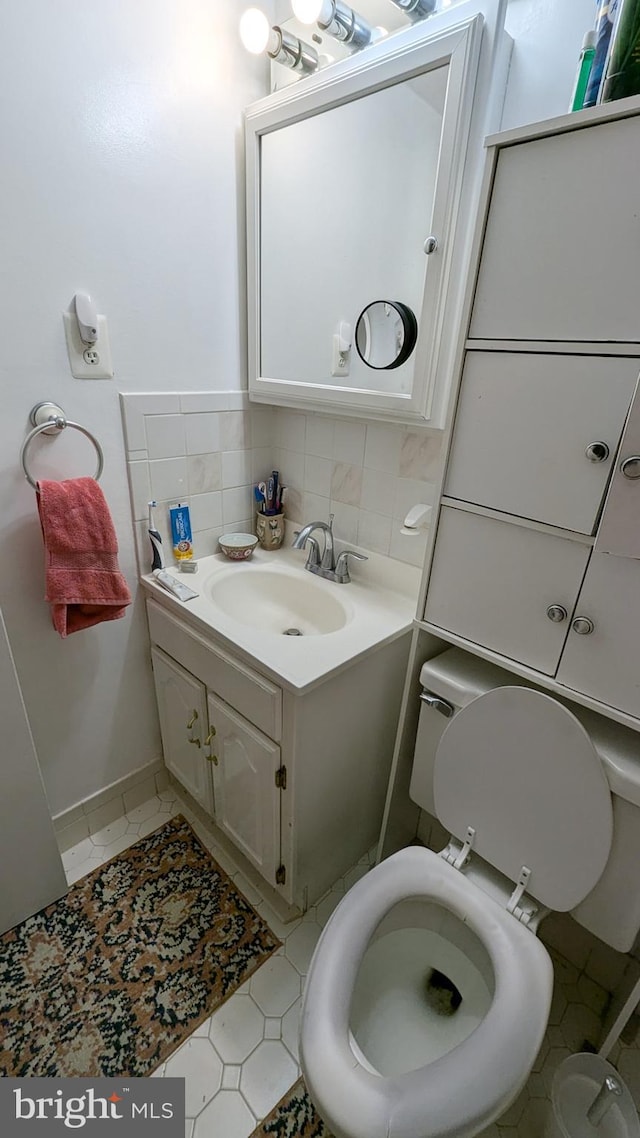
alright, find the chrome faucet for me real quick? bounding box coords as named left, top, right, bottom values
left=292, top=513, right=368, bottom=583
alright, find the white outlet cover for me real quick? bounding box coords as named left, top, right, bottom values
left=63, top=312, right=114, bottom=379
left=331, top=332, right=350, bottom=377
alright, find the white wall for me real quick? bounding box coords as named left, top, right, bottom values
left=0, top=1, right=272, bottom=815
left=503, top=0, right=597, bottom=130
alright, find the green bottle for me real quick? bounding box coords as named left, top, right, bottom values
left=601, top=0, right=640, bottom=102
left=570, top=29, right=597, bottom=111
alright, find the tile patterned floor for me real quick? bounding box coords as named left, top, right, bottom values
left=61, top=787, right=640, bottom=1138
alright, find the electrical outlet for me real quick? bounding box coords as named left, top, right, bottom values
left=63, top=312, right=114, bottom=379
left=331, top=332, right=350, bottom=377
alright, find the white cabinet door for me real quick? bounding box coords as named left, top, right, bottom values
left=425, top=507, right=591, bottom=673
left=596, top=376, right=640, bottom=559
left=445, top=353, right=637, bottom=533
left=207, top=692, right=280, bottom=885
left=151, top=647, right=213, bottom=814
left=557, top=553, right=640, bottom=718
left=470, top=116, right=640, bottom=342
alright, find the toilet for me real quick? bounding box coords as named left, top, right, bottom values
left=299, top=653, right=620, bottom=1138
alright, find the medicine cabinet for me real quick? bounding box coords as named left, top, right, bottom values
left=245, top=1, right=509, bottom=426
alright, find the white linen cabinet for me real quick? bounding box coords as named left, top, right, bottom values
left=422, top=99, right=640, bottom=728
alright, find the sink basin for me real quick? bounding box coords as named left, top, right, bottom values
left=205, top=567, right=351, bottom=636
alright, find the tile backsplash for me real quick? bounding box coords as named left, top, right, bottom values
left=272, top=409, right=443, bottom=567
left=120, top=392, right=443, bottom=570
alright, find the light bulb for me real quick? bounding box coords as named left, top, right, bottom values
left=292, top=0, right=329, bottom=25
left=239, top=8, right=271, bottom=54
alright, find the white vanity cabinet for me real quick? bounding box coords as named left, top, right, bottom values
left=151, top=647, right=214, bottom=815
left=149, top=600, right=283, bottom=891
left=146, top=596, right=409, bottom=910
left=420, top=100, right=640, bottom=730
left=206, top=692, right=281, bottom=885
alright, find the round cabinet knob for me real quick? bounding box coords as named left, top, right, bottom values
left=585, top=441, right=610, bottom=463
left=572, top=616, right=595, bottom=635
left=621, top=456, right=640, bottom=479
left=546, top=604, right=568, bottom=623
left=423, top=235, right=438, bottom=255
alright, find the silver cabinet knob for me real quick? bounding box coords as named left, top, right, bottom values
left=546, top=605, right=568, bottom=623
left=572, top=616, right=594, bottom=635
left=423, top=236, right=438, bottom=255
left=621, top=456, right=640, bottom=479
left=585, top=441, right=610, bottom=463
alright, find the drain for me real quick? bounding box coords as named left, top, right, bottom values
left=283, top=627, right=303, bottom=636
left=423, top=968, right=462, bottom=1017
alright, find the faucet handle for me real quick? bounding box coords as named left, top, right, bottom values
left=334, top=548, right=368, bottom=582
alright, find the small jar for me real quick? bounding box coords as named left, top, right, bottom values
left=256, top=512, right=285, bottom=550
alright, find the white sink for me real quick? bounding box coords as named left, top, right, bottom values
left=205, top=566, right=351, bottom=636
left=142, top=543, right=419, bottom=690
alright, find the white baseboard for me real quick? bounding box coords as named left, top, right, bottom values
left=53, top=757, right=167, bottom=853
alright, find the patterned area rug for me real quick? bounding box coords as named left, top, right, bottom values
left=0, top=815, right=280, bottom=1077
left=250, top=1078, right=334, bottom=1137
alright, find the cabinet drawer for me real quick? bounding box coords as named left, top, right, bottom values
left=147, top=599, right=282, bottom=742
left=470, top=116, right=640, bottom=342
left=445, top=353, right=637, bottom=533
left=424, top=506, right=591, bottom=673
left=557, top=553, right=640, bottom=719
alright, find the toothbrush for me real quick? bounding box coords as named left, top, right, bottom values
left=148, top=500, right=164, bottom=571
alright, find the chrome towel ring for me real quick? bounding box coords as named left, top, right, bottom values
left=21, top=401, right=104, bottom=489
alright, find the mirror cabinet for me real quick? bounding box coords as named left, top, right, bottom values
left=245, top=4, right=508, bottom=425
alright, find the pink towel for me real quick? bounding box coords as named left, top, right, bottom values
left=36, top=477, right=132, bottom=638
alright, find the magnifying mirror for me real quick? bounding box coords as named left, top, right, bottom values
left=355, top=301, right=418, bottom=370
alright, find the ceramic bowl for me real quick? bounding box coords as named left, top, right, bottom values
left=219, top=532, right=259, bottom=560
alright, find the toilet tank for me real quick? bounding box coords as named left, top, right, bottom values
left=410, top=648, right=640, bottom=953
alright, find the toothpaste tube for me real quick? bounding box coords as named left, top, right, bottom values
left=169, top=502, right=194, bottom=561
left=152, top=569, right=198, bottom=602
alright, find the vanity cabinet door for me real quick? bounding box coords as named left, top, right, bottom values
left=445, top=353, right=637, bottom=534
left=424, top=507, right=591, bottom=673
left=470, top=115, right=640, bottom=342
left=556, top=553, right=640, bottom=718
left=207, top=692, right=281, bottom=887
left=151, top=647, right=213, bottom=815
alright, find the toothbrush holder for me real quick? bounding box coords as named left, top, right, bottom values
left=256, top=512, right=285, bottom=550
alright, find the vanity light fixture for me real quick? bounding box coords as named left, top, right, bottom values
left=240, top=8, right=319, bottom=73
left=291, top=0, right=374, bottom=50
left=387, top=0, right=436, bottom=21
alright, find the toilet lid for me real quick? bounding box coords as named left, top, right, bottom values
left=433, top=687, right=613, bottom=911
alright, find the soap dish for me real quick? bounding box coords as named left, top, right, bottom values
left=219, top=532, right=259, bottom=560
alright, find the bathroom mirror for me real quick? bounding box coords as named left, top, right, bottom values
left=355, top=301, right=418, bottom=370
left=245, top=2, right=506, bottom=425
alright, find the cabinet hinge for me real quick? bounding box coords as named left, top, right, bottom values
left=275, top=864, right=286, bottom=886
left=275, top=764, right=287, bottom=790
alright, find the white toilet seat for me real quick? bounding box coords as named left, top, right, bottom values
left=300, top=845, right=554, bottom=1138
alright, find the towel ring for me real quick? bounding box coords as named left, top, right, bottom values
left=21, top=401, right=104, bottom=489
